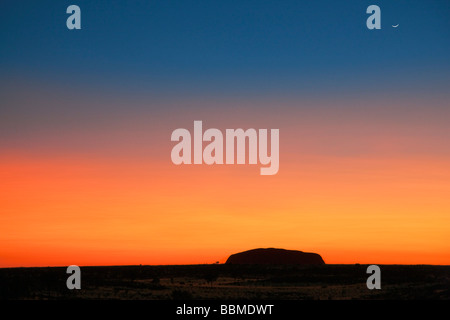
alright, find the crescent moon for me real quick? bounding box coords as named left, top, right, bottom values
left=392, top=24, right=399, bottom=28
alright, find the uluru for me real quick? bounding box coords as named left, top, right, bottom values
left=225, top=248, right=325, bottom=265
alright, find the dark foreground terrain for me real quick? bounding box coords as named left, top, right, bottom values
left=1, top=264, right=449, bottom=300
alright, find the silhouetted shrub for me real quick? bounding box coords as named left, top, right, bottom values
left=171, top=289, right=193, bottom=300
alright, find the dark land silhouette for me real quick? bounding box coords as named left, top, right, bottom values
left=225, top=248, right=325, bottom=265
left=1, top=263, right=449, bottom=300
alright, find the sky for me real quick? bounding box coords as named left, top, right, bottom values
left=1, top=1, right=450, bottom=267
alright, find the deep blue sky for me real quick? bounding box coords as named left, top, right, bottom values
left=1, top=0, right=449, bottom=95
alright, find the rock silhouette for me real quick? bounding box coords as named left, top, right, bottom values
left=225, top=248, right=325, bottom=265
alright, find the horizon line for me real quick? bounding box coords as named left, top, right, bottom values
left=2, top=263, right=450, bottom=269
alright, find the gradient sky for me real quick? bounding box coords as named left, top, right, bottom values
left=1, top=1, right=450, bottom=267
